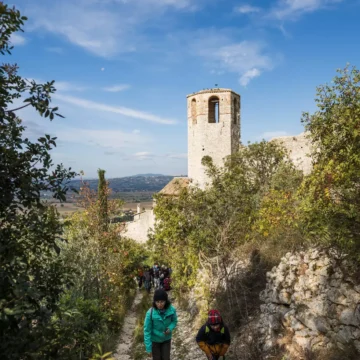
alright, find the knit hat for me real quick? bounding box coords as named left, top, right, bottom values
left=154, top=289, right=168, bottom=302
left=208, top=309, right=222, bottom=325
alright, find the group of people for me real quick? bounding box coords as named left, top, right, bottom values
left=144, top=289, right=231, bottom=360
left=137, top=264, right=172, bottom=294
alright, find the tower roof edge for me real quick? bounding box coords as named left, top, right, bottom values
left=186, top=88, right=240, bottom=98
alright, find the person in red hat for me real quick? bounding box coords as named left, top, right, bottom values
left=196, top=309, right=231, bottom=360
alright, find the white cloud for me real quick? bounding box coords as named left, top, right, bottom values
left=258, top=131, right=289, bottom=140
left=133, top=151, right=153, bottom=161
left=53, top=93, right=177, bottom=125
left=10, top=33, right=26, bottom=46
left=103, top=84, right=130, bottom=92
left=132, top=151, right=187, bottom=161
left=134, top=151, right=152, bottom=156
left=101, top=67, right=105, bottom=71
left=132, top=129, right=141, bottom=134
left=269, top=0, right=344, bottom=20
left=235, top=4, right=261, bottom=14
left=24, top=78, right=88, bottom=92
left=166, top=153, right=187, bottom=159
left=25, top=0, right=204, bottom=57
left=56, top=81, right=88, bottom=92
left=240, top=68, right=261, bottom=86
left=56, top=128, right=150, bottom=149
left=195, top=36, right=274, bottom=86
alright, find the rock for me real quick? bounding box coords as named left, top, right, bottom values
left=269, top=314, right=282, bottom=331
left=339, top=308, right=360, bottom=327
left=310, top=249, right=320, bottom=260
left=314, top=316, right=331, bottom=334
left=278, top=290, right=291, bottom=305
left=336, top=326, right=353, bottom=344
left=354, top=340, right=360, bottom=352
left=317, top=265, right=330, bottom=277
left=293, top=335, right=311, bottom=349
left=258, top=247, right=360, bottom=356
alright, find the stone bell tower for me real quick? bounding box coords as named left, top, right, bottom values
left=187, top=88, right=241, bottom=189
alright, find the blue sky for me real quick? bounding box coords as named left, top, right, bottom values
left=7, top=0, right=360, bottom=178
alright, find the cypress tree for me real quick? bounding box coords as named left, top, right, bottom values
left=97, top=168, right=108, bottom=231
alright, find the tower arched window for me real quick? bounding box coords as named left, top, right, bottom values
left=191, top=98, right=197, bottom=125
left=208, top=96, right=220, bottom=123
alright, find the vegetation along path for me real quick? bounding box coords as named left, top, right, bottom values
left=114, top=291, right=144, bottom=360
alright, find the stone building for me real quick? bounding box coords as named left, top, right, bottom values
left=271, top=132, right=312, bottom=175
left=187, top=88, right=241, bottom=189
left=122, top=87, right=312, bottom=243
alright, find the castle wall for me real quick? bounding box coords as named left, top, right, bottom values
left=271, top=132, right=313, bottom=175
left=122, top=209, right=155, bottom=243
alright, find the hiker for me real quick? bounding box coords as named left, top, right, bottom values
left=149, top=266, right=155, bottom=287
left=137, top=267, right=144, bottom=289
left=153, top=264, right=160, bottom=289
left=196, top=309, right=231, bottom=360
left=144, top=266, right=152, bottom=294
left=144, top=289, right=178, bottom=360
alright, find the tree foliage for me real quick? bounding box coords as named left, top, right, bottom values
left=151, top=141, right=300, bottom=292
left=97, top=169, right=108, bottom=232
left=0, top=3, right=77, bottom=358
left=59, top=178, right=146, bottom=358
left=300, top=65, right=360, bottom=252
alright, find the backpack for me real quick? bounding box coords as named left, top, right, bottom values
left=163, top=278, right=171, bottom=290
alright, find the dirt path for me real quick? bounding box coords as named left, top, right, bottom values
left=170, top=300, right=204, bottom=360
left=113, top=290, right=205, bottom=360
left=113, top=290, right=144, bottom=360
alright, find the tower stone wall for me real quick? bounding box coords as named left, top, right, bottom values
left=187, top=88, right=241, bottom=189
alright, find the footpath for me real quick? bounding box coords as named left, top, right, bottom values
left=170, top=302, right=204, bottom=360
left=113, top=290, right=143, bottom=360
left=113, top=290, right=204, bottom=360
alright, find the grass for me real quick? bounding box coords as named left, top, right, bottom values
left=130, top=292, right=152, bottom=360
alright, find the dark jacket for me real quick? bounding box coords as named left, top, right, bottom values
left=196, top=323, right=230, bottom=357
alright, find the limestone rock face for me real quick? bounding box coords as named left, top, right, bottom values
left=258, top=248, right=360, bottom=355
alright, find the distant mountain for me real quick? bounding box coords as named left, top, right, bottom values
left=67, top=174, right=174, bottom=193
left=133, top=173, right=166, bottom=177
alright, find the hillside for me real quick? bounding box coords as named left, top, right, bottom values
left=41, top=174, right=176, bottom=203
left=70, top=174, right=175, bottom=192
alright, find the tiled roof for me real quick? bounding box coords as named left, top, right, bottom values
left=158, top=177, right=190, bottom=196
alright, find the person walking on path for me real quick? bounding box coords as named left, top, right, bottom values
left=196, top=309, right=231, bottom=360
left=144, top=289, right=178, bottom=360
left=144, top=266, right=152, bottom=294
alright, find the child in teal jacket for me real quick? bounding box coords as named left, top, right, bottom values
left=144, top=289, right=178, bottom=360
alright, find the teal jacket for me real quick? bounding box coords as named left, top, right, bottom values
left=143, top=304, right=178, bottom=353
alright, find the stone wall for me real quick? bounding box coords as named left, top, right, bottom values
left=271, top=132, right=313, bottom=175
left=259, top=248, right=360, bottom=355
left=122, top=209, right=155, bottom=243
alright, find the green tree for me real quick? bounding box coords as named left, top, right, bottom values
left=59, top=181, right=146, bottom=358
left=97, top=169, right=108, bottom=232
left=0, top=3, right=76, bottom=358
left=151, top=141, right=295, bottom=291
left=300, top=65, right=360, bottom=253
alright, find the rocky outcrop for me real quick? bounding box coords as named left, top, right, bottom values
left=259, top=248, right=360, bottom=355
